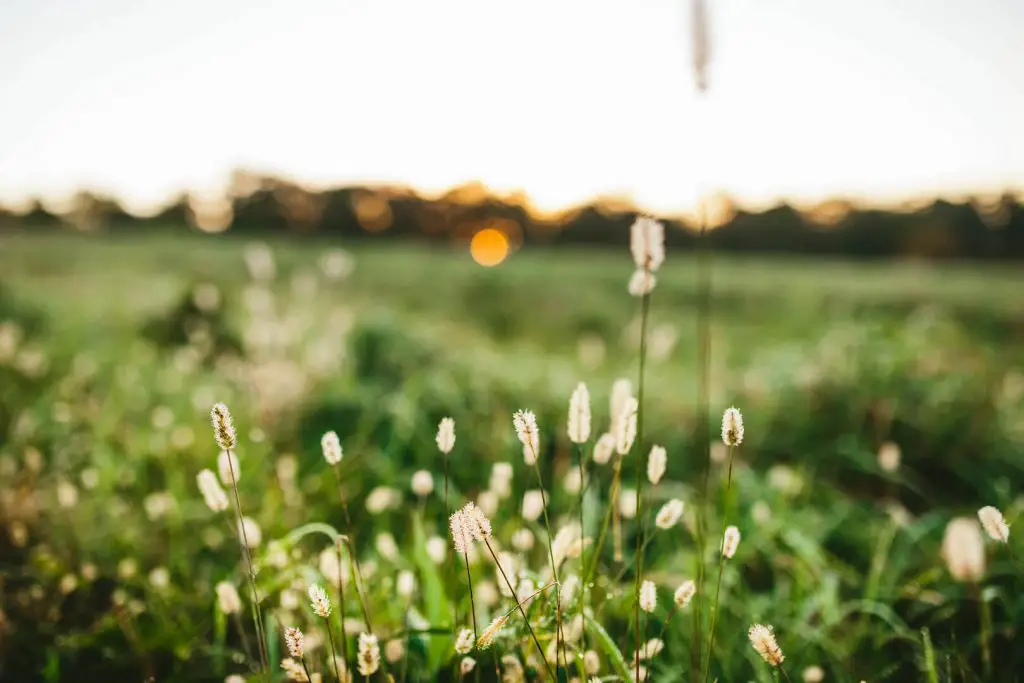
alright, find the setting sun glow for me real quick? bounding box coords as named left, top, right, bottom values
left=470, top=228, right=510, bottom=266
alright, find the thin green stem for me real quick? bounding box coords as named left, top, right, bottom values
left=703, top=444, right=734, bottom=683
left=576, top=442, right=587, bottom=660
left=633, top=288, right=652, bottom=683
left=464, top=553, right=479, bottom=641
left=778, top=664, right=794, bottom=683
left=483, top=538, right=557, bottom=682
left=977, top=583, right=992, bottom=677
left=693, top=197, right=712, bottom=683
left=585, top=457, right=622, bottom=586
left=530, top=455, right=565, bottom=675
left=332, top=465, right=374, bottom=633
left=336, top=540, right=351, bottom=671
left=300, top=657, right=314, bottom=683
left=324, top=616, right=342, bottom=683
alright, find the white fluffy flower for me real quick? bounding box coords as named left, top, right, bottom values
left=426, top=535, right=447, bottom=564
left=411, top=470, right=434, bottom=497
left=722, top=525, right=740, bottom=559
left=197, top=469, right=229, bottom=512
left=308, top=583, right=332, bottom=618
left=237, top=516, right=262, bottom=548
left=619, top=489, right=638, bottom=519
left=655, top=499, right=684, bottom=529
left=877, top=441, right=900, bottom=473
left=639, top=579, right=657, bottom=613
left=615, top=397, right=639, bottom=455
left=673, top=580, right=696, bottom=608
left=321, top=430, right=343, bottom=465
left=942, top=517, right=986, bottom=582
left=436, top=417, right=456, bottom=454
left=215, top=581, right=241, bottom=614
left=748, top=624, right=784, bottom=666
left=522, top=490, right=545, bottom=522
left=630, top=216, right=665, bottom=271
left=460, top=657, right=477, bottom=676
left=567, top=382, right=591, bottom=444
left=455, top=628, right=475, bottom=655
left=646, top=445, right=667, bottom=485
left=628, top=269, right=657, bottom=297
left=513, top=410, right=540, bottom=462
left=593, top=433, right=616, bottom=465
left=721, top=407, right=744, bottom=447
left=978, top=506, right=1010, bottom=543
left=357, top=633, right=381, bottom=676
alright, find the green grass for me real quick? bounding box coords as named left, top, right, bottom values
left=0, top=231, right=1022, bottom=682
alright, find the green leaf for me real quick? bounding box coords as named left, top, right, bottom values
left=584, top=612, right=632, bottom=682
left=411, top=512, right=450, bottom=672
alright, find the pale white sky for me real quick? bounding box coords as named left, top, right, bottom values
left=1, top=0, right=1022, bottom=215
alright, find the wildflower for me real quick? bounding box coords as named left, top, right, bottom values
left=748, top=624, right=785, bottom=666
left=511, top=528, right=534, bottom=552
left=721, top=407, right=744, bottom=446
left=149, top=567, right=170, bottom=590
left=522, top=490, right=544, bottom=522
left=593, top=433, right=616, bottom=465
left=365, top=486, right=400, bottom=514
left=210, top=403, right=236, bottom=451
left=217, top=450, right=240, bottom=486
left=237, top=517, right=262, bottom=548
left=308, top=583, right=332, bottom=618
left=437, top=417, right=456, bottom=454
left=513, top=410, right=540, bottom=460
left=501, top=655, right=525, bottom=683
left=60, top=573, right=79, bottom=594
left=615, top=397, right=639, bottom=455
left=568, top=382, right=591, bottom=444
left=410, top=470, right=433, bottom=497
left=385, top=638, right=405, bottom=663
left=942, top=517, right=986, bottom=581
left=722, top=525, right=740, bottom=559
left=638, top=637, right=664, bottom=659
left=455, top=628, right=475, bottom=655
left=197, top=469, right=229, bottom=512
left=321, top=431, right=342, bottom=465
left=620, top=489, right=638, bottom=519
left=285, top=627, right=304, bottom=658
left=646, top=445, right=667, bottom=485
left=216, top=581, right=242, bottom=614
left=639, top=579, right=657, bottom=613
left=877, top=441, right=900, bottom=473
left=477, top=490, right=499, bottom=516
left=803, top=665, right=825, bottom=683
left=57, top=480, right=78, bottom=508
left=461, top=501, right=492, bottom=540
left=628, top=269, right=657, bottom=297
left=450, top=510, right=474, bottom=554
left=477, top=614, right=509, bottom=649
left=280, top=658, right=308, bottom=681
left=118, top=558, right=138, bottom=579
left=426, top=536, right=447, bottom=564
left=630, top=216, right=665, bottom=271
left=357, top=633, right=380, bottom=676
left=552, top=523, right=582, bottom=567
left=610, top=378, right=633, bottom=429
left=655, top=499, right=684, bottom=529
left=583, top=650, right=601, bottom=675
left=318, top=547, right=348, bottom=585
left=396, top=570, right=416, bottom=599
left=460, top=657, right=477, bottom=676
left=225, top=675, right=247, bottom=683
left=563, top=467, right=584, bottom=494
left=978, top=506, right=1010, bottom=543
left=673, top=580, right=696, bottom=608
left=489, top=462, right=514, bottom=498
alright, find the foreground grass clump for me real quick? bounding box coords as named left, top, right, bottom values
left=0, top=231, right=1022, bottom=682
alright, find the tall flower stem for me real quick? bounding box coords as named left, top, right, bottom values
left=463, top=553, right=479, bottom=643
left=300, top=657, right=314, bottom=683
left=529, top=454, right=565, bottom=674
left=323, top=616, right=342, bottom=683
left=335, top=539, right=351, bottom=670
left=585, top=456, right=622, bottom=585
left=575, top=442, right=588, bottom=658
left=225, top=449, right=269, bottom=681
left=342, top=537, right=374, bottom=633
left=632, top=288, right=652, bottom=683
left=483, top=538, right=557, bottom=682
left=703, top=443, right=735, bottom=683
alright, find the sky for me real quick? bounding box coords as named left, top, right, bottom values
left=1, top=0, right=1023, bottom=216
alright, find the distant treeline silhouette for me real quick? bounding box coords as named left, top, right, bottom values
left=3, top=170, right=1023, bottom=259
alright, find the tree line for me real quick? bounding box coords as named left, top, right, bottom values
left=2, top=170, right=1022, bottom=260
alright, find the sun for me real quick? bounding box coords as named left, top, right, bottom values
left=469, top=227, right=510, bottom=266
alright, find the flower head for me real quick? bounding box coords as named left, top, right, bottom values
left=673, top=580, right=696, bottom=608
left=357, top=633, right=381, bottom=676
left=646, top=445, right=667, bottom=485
left=210, top=403, right=236, bottom=451
left=721, top=407, right=743, bottom=447
left=285, top=627, right=304, bottom=659
left=568, top=382, right=592, bottom=444
left=628, top=269, right=657, bottom=297
left=280, top=658, right=308, bottom=682
left=461, top=501, right=492, bottom=540
left=237, top=516, right=262, bottom=548
left=197, top=469, right=229, bottom=512
left=308, top=583, right=332, bottom=618
left=460, top=656, right=477, bottom=676
left=615, top=397, right=639, bottom=455
left=638, top=637, right=664, bottom=660
left=455, top=627, right=475, bottom=655
left=215, top=581, right=241, bottom=614
left=522, top=490, right=544, bottom=522
left=513, top=410, right=540, bottom=460
left=655, top=499, right=684, bottom=530
left=437, top=417, right=456, bottom=454
left=630, top=216, right=665, bottom=272
left=722, top=525, right=740, bottom=559
left=748, top=624, right=784, bottom=666
left=942, top=517, right=986, bottom=581
left=593, top=432, right=615, bottom=465
left=321, top=431, right=342, bottom=465
left=477, top=614, right=508, bottom=649
left=978, top=506, right=1010, bottom=543
left=411, top=470, right=434, bottom=497
left=639, top=579, right=657, bottom=613
left=449, top=509, right=474, bottom=554
left=877, top=441, right=900, bottom=473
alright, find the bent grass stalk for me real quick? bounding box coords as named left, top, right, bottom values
left=483, top=538, right=556, bottom=681
left=335, top=538, right=351, bottom=671
left=330, top=467, right=374, bottom=632
left=528, top=446, right=566, bottom=675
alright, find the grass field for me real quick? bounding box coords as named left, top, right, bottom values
left=1, top=231, right=1022, bottom=683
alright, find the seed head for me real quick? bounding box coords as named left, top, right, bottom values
left=978, top=506, right=1009, bottom=543
left=460, top=501, right=492, bottom=541
left=210, top=403, right=236, bottom=451
left=197, top=469, right=229, bottom=512
left=638, top=637, right=664, bottom=660
left=722, top=525, right=740, bottom=559
left=691, top=0, right=710, bottom=93
left=646, top=445, right=667, bottom=485
left=748, top=624, right=784, bottom=666
left=942, top=517, right=986, bottom=581
left=593, top=432, right=615, bottom=465
left=217, top=449, right=240, bottom=486
left=455, top=627, right=475, bottom=655
left=436, top=417, right=456, bottom=454
left=673, top=580, right=696, bottom=608
left=396, top=570, right=416, bottom=598
left=513, top=409, right=540, bottom=460
left=639, top=579, right=657, bottom=613
left=215, top=581, right=241, bottom=614
left=877, top=441, right=900, bottom=473
left=655, top=499, right=684, bottom=529
left=357, top=633, right=381, bottom=676
left=615, top=397, right=639, bottom=455
left=568, top=382, right=592, bottom=444
left=411, top=470, right=434, bottom=497
left=385, top=638, right=405, bottom=663
left=449, top=509, right=474, bottom=554
left=280, top=658, right=308, bottom=681
left=460, top=656, right=477, bottom=676
left=628, top=269, right=657, bottom=297
left=630, top=216, right=665, bottom=272
left=285, top=627, right=304, bottom=658
left=321, top=431, right=342, bottom=465
left=477, top=614, right=509, bottom=649
left=619, top=488, right=638, bottom=519
left=721, top=407, right=744, bottom=447
left=308, top=583, right=332, bottom=618
left=522, top=490, right=545, bottom=522
left=583, top=650, right=601, bottom=675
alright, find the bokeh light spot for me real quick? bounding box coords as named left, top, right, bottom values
left=470, top=228, right=510, bottom=266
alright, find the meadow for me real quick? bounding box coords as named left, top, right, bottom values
left=0, top=230, right=1022, bottom=683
